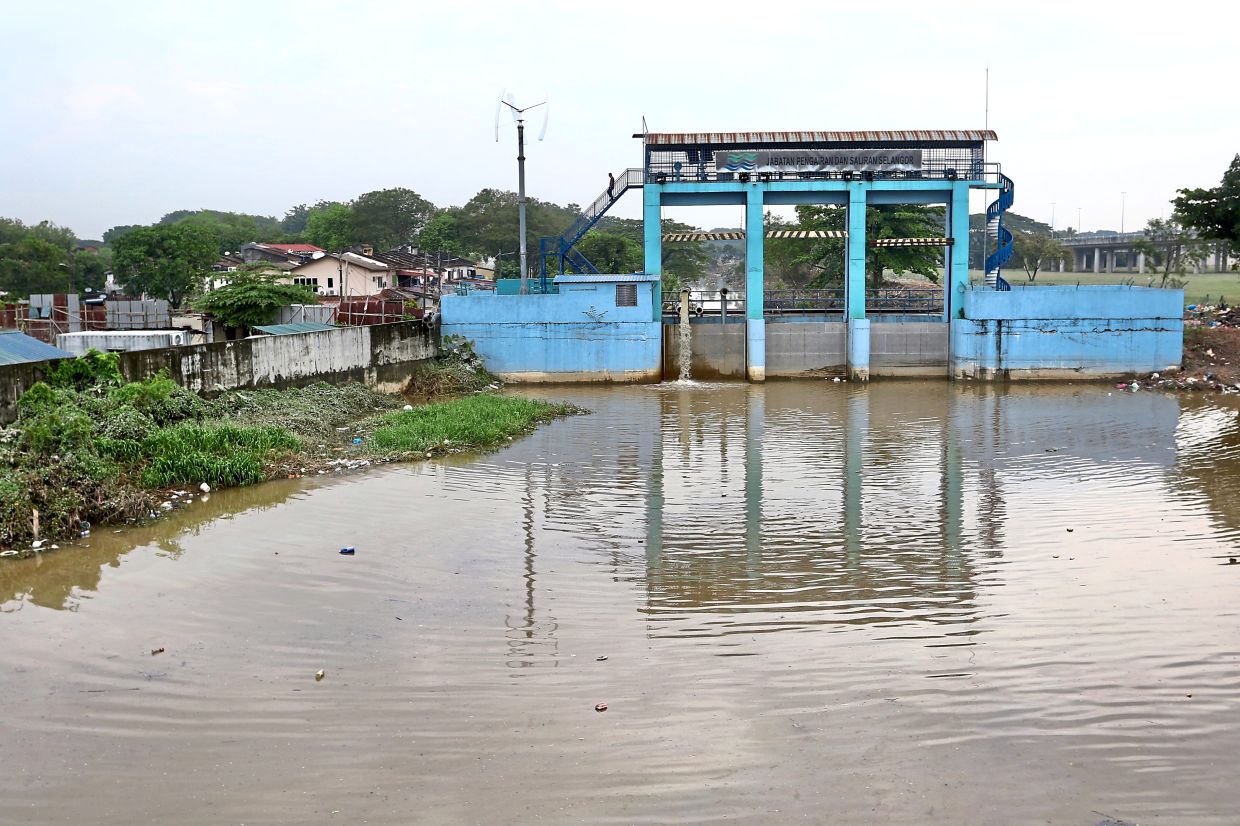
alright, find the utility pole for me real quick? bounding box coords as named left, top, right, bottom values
left=1120, top=192, right=1127, bottom=235
left=1077, top=207, right=1082, bottom=235
left=499, top=97, right=545, bottom=296
left=516, top=118, right=528, bottom=294
left=1051, top=203, right=1056, bottom=237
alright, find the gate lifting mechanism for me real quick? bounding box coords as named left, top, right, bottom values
left=661, top=231, right=953, bottom=246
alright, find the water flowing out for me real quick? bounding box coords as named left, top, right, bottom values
left=3, top=382, right=1240, bottom=825
left=677, top=291, right=692, bottom=381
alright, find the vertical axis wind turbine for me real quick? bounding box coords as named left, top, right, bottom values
left=496, top=92, right=549, bottom=295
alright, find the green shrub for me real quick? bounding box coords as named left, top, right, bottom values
left=44, top=349, right=123, bottom=391
left=101, top=406, right=157, bottom=442
left=18, top=406, right=97, bottom=455
left=109, top=373, right=207, bottom=424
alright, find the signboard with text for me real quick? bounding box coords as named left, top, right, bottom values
left=714, top=149, right=923, bottom=174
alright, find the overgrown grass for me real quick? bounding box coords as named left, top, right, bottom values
left=0, top=349, right=577, bottom=553
left=403, top=334, right=497, bottom=398
left=368, top=395, right=577, bottom=455
left=212, top=382, right=402, bottom=440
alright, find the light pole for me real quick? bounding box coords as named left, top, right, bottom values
left=500, top=99, right=546, bottom=295
left=1077, top=207, right=1082, bottom=235
left=1120, top=191, right=1127, bottom=235
left=1050, top=202, right=1056, bottom=237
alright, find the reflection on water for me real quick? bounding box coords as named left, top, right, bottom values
left=2, top=382, right=1239, bottom=825
left=0, top=477, right=309, bottom=612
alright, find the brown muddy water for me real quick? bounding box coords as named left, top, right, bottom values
left=2, top=382, right=1239, bottom=825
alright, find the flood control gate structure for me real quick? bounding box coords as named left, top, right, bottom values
left=443, top=128, right=1184, bottom=382
left=640, top=130, right=1009, bottom=381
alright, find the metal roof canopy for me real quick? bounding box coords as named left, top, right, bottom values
left=0, top=330, right=73, bottom=365
left=638, top=130, right=997, bottom=145
left=252, top=321, right=338, bottom=336
left=553, top=273, right=661, bottom=284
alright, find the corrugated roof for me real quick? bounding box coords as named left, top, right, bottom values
left=0, top=331, right=73, bottom=365
left=252, top=321, right=338, bottom=336
left=645, top=130, right=997, bottom=145
left=553, top=273, right=661, bottom=284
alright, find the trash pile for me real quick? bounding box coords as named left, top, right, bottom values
left=1185, top=301, right=1237, bottom=328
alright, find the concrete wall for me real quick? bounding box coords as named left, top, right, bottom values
left=441, top=280, right=661, bottom=382
left=950, top=285, right=1183, bottom=379
left=663, top=320, right=746, bottom=379
left=872, top=321, right=949, bottom=377
left=766, top=320, right=846, bottom=378
left=0, top=320, right=436, bottom=424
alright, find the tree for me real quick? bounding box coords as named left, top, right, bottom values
left=194, top=268, right=317, bottom=330
left=576, top=231, right=642, bottom=273
left=1173, top=154, right=1240, bottom=244
left=0, top=235, right=71, bottom=296
left=351, top=188, right=436, bottom=250
left=1135, top=217, right=1208, bottom=288
left=103, top=224, right=142, bottom=245
left=452, top=188, right=576, bottom=266
left=1011, top=230, right=1068, bottom=281
left=305, top=203, right=355, bottom=251
left=774, top=204, right=946, bottom=289
left=70, top=247, right=111, bottom=294
left=418, top=211, right=463, bottom=255
left=112, top=222, right=219, bottom=306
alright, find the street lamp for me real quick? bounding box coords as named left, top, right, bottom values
left=1120, top=191, right=1127, bottom=235
left=1050, top=203, right=1056, bottom=237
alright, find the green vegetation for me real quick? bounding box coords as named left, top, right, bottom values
left=764, top=204, right=947, bottom=289
left=404, top=335, right=498, bottom=398
left=0, top=350, right=578, bottom=554
left=1174, top=154, right=1240, bottom=245
left=0, top=218, right=110, bottom=297
left=0, top=354, right=303, bottom=548
left=368, top=395, right=576, bottom=456
left=193, top=268, right=317, bottom=329
left=111, top=221, right=220, bottom=306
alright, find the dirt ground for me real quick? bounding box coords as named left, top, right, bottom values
left=1181, top=325, right=1240, bottom=385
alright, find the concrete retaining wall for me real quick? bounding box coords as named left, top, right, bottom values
left=0, top=321, right=437, bottom=424
left=950, top=285, right=1183, bottom=379
left=766, top=320, right=846, bottom=378
left=872, top=321, right=949, bottom=377
left=663, top=320, right=746, bottom=379
left=442, top=278, right=661, bottom=382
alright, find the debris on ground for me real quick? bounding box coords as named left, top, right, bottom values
left=315, top=669, right=325, bottom=682
left=151, top=647, right=165, bottom=656
left=594, top=702, right=608, bottom=712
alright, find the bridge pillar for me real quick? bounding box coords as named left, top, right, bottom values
left=643, top=185, right=663, bottom=322
left=1138, top=251, right=1146, bottom=274
left=1106, top=250, right=1114, bottom=274
left=847, top=186, right=867, bottom=320
left=945, top=182, right=969, bottom=322
left=1093, top=247, right=1101, bottom=273
left=1058, top=257, right=1065, bottom=273
left=744, top=187, right=765, bottom=382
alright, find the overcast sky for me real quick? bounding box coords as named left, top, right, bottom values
left=2, top=0, right=1235, bottom=240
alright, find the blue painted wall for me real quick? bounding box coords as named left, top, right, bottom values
left=950, top=285, right=1183, bottom=378
left=441, top=277, right=662, bottom=382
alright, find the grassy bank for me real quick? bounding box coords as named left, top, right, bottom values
left=0, top=351, right=577, bottom=555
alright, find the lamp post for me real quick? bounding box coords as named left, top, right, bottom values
left=1120, top=191, right=1127, bottom=235
left=1050, top=202, right=1056, bottom=237
left=500, top=99, right=546, bottom=295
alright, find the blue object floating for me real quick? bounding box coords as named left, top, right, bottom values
left=339, top=547, right=355, bottom=555
left=352, top=437, right=363, bottom=445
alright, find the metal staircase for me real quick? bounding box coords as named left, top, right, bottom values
left=984, top=172, right=1015, bottom=290
left=538, top=168, right=644, bottom=281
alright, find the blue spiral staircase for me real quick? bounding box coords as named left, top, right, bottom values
left=537, top=168, right=643, bottom=286
left=984, top=172, right=1015, bottom=291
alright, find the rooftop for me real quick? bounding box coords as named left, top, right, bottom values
left=0, top=330, right=73, bottom=365
left=252, top=321, right=338, bottom=336
left=641, top=130, right=997, bottom=145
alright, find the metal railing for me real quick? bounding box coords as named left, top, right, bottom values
left=659, top=287, right=945, bottom=318
left=661, top=289, right=746, bottom=320
left=646, top=162, right=1001, bottom=186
